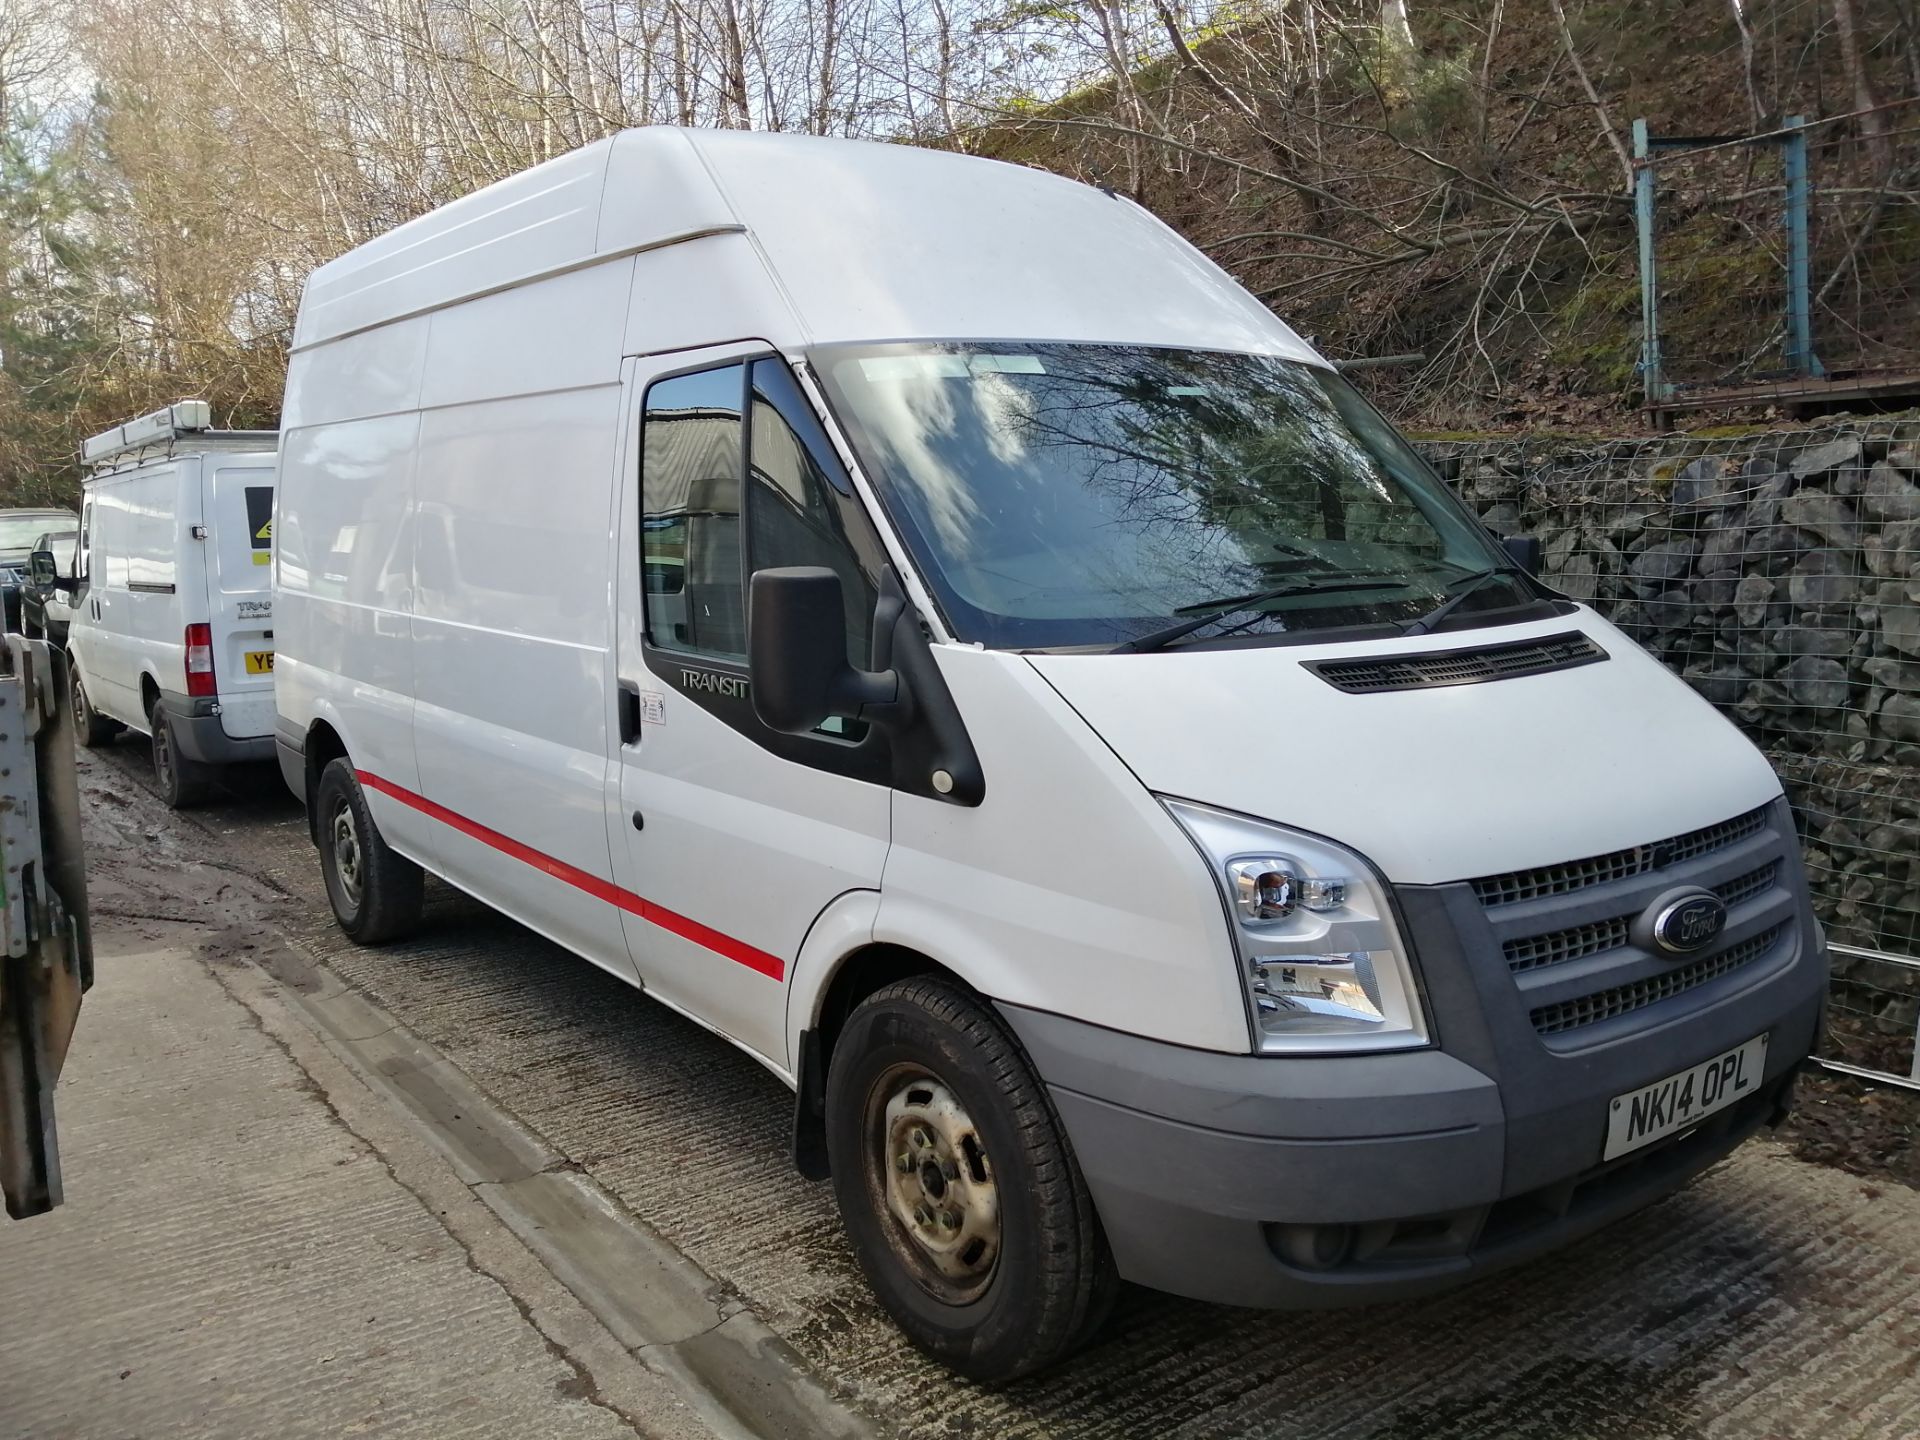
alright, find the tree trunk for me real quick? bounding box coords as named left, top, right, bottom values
left=1832, top=0, right=1892, bottom=175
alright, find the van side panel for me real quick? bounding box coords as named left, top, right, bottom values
left=276, top=432, right=430, bottom=859
left=406, top=258, right=636, bottom=974
left=620, top=232, right=789, bottom=358
left=87, top=461, right=197, bottom=730
left=77, top=475, right=135, bottom=723
left=278, top=313, right=430, bottom=846
left=292, top=142, right=614, bottom=351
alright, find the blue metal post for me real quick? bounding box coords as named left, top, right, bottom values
left=1782, top=114, right=1824, bottom=378
left=1632, top=119, right=1666, bottom=409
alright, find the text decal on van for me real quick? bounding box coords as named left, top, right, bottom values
left=355, top=770, right=785, bottom=980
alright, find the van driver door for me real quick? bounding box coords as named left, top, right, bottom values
left=606, top=346, right=894, bottom=1071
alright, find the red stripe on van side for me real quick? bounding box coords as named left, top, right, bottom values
left=355, top=770, right=786, bottom=981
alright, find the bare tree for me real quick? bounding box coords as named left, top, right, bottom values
left=1831, top=0, right=1892, bottom=175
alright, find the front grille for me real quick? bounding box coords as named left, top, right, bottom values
left=1529, top=924, right=1787, bottom=1036
left=1308, top=632, right=1606, bottom=695
left=1472, top=806, right=1771, bottom=908
left=1500, top=859, right=1783, bottom=975
left=1718, top=860, right=1779, bottom=909
left=1506, top=916, right=1630, bottom=974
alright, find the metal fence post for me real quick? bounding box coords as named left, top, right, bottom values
left=1632, top=119, right=1666, bottom=411
left=1782, top=114, right=1825, bottom=379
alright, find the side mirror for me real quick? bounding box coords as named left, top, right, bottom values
left=748, top=567, right=897, bottom=734
left=27, top=550, right=57, bottom=587
left=1501, top=534, right=1542, bottom=575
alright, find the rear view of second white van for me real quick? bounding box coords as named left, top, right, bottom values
left=56, top=403, right=278, bottom=807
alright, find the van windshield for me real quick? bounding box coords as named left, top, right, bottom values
left=812, top=343, right=1540, bottom=651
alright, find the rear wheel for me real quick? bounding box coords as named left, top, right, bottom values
left=149, top=702, right=210, bottom=810
left=317, top=758, right=424, bottom=944
left=71, top=668, right=121, bottom=748
left=825, top=976, right=1116, bottom=1383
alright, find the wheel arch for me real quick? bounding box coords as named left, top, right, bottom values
left=787, top=897, right=1002, bottom=1181
left=303, top=716, right=350, bottom=844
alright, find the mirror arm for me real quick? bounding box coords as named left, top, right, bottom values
left=834, top=664, right=900, bottom=721
left=871, top=569, right=984, bottom=806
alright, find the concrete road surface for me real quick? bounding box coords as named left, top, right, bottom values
left=7, top=742, right=1920, bottom=1440
left=0, top=941, right=716, bottom=1440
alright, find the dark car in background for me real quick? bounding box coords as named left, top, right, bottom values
left=0, top=510, right=77, bottom=634
left=21, top=526, right=79, bottom=644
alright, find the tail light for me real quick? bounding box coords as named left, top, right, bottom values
left=185, top=623, right=216, bottom=697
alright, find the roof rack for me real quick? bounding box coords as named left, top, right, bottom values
left=81, top=401, right=276, bottom=470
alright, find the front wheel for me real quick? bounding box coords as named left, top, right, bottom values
left=825, top=976, right=1116, bottom=1383
left=316, top=758, right=424, bottom=945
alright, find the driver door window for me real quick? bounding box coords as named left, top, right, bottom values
left=643, top=365, right=745, bottom=659
left=641, top=358, right=881, bottom=673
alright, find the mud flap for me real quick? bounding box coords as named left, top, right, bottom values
left=792, top=1028, right=830, bottom=1181
left=0, top=638, right=94, bottom=1219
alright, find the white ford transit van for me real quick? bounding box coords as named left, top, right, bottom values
left=59, top=403, right=278, bottom=807
left=274, top=129, right=1826, bottom=1381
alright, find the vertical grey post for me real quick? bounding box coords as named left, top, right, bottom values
left=1632, top=119, right=1665, bottom=413
left=1782, top=114, right=1823, bottom=379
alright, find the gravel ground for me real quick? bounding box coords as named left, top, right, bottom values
left=63, top=742, right=1920, bottom=1439
left=1780, top=1070, right=1920, bottom=1191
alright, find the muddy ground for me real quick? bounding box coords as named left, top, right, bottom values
left=70, top=742, right=1920, bottom=1440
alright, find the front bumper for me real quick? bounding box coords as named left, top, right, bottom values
left=996, top=799, right=1828, bottom=1309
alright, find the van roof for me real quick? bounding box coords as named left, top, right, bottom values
left=293, top=128, right=1322, bottom=365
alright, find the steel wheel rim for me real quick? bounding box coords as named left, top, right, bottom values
left=864, top=1065, right=1000, bottom=1303
left=153, top=720, right=173, bottom=786
left=71, top=671, right=87, bottom=724
left=331, top=806, right=364, bottom=910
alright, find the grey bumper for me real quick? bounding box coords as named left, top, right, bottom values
left=155, top=692, right=275, bottom=767
left=275, top=731, right=305, bottom=805
left=997, top=906, right=1824, bottom=1310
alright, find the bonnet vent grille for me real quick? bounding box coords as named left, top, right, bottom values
left=1308, top=632, right=1606, bottom=696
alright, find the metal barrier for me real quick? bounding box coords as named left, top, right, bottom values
left=1631, top=109, right=1920, bottom=424
left=1421, top=417, right=1920, bottom=1086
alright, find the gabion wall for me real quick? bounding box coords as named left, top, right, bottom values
left=1419, top=417, right=1920, bottom=1077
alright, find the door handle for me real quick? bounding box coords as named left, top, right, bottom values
left=617, top=680, right=642, bottom=746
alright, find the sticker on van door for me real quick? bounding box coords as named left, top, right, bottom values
left=245, top=486, right=273, bottom=566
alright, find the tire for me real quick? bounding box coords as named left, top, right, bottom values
left=71, top=667, right=121, bottom=748
left=316, top=758, right=424, bottom=945
left=149, top=702, right=211, bottom=809
left=825, top=976, right=1116, bottom=1383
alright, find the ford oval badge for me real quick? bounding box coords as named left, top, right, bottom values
left=1650, top=891, right=1727, bottom=956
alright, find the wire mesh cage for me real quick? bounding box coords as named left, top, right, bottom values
left=1420, top=417, right=1920, bottom=1085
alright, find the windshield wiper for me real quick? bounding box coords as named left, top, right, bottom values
left=1115, top=578, right=1413, bottom=654
left=1401, top=567, right=1516, bottom=635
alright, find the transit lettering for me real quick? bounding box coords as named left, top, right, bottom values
left=680, top=669, right=750, bottom=700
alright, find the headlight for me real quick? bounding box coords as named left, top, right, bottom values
left=1163, top=798, right=1428, bottom=1054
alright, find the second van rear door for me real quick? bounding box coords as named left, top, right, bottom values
left=201, top=459, right=276, bottom=740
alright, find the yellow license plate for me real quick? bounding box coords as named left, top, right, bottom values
left=245, top=651, right=275, bottom=675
